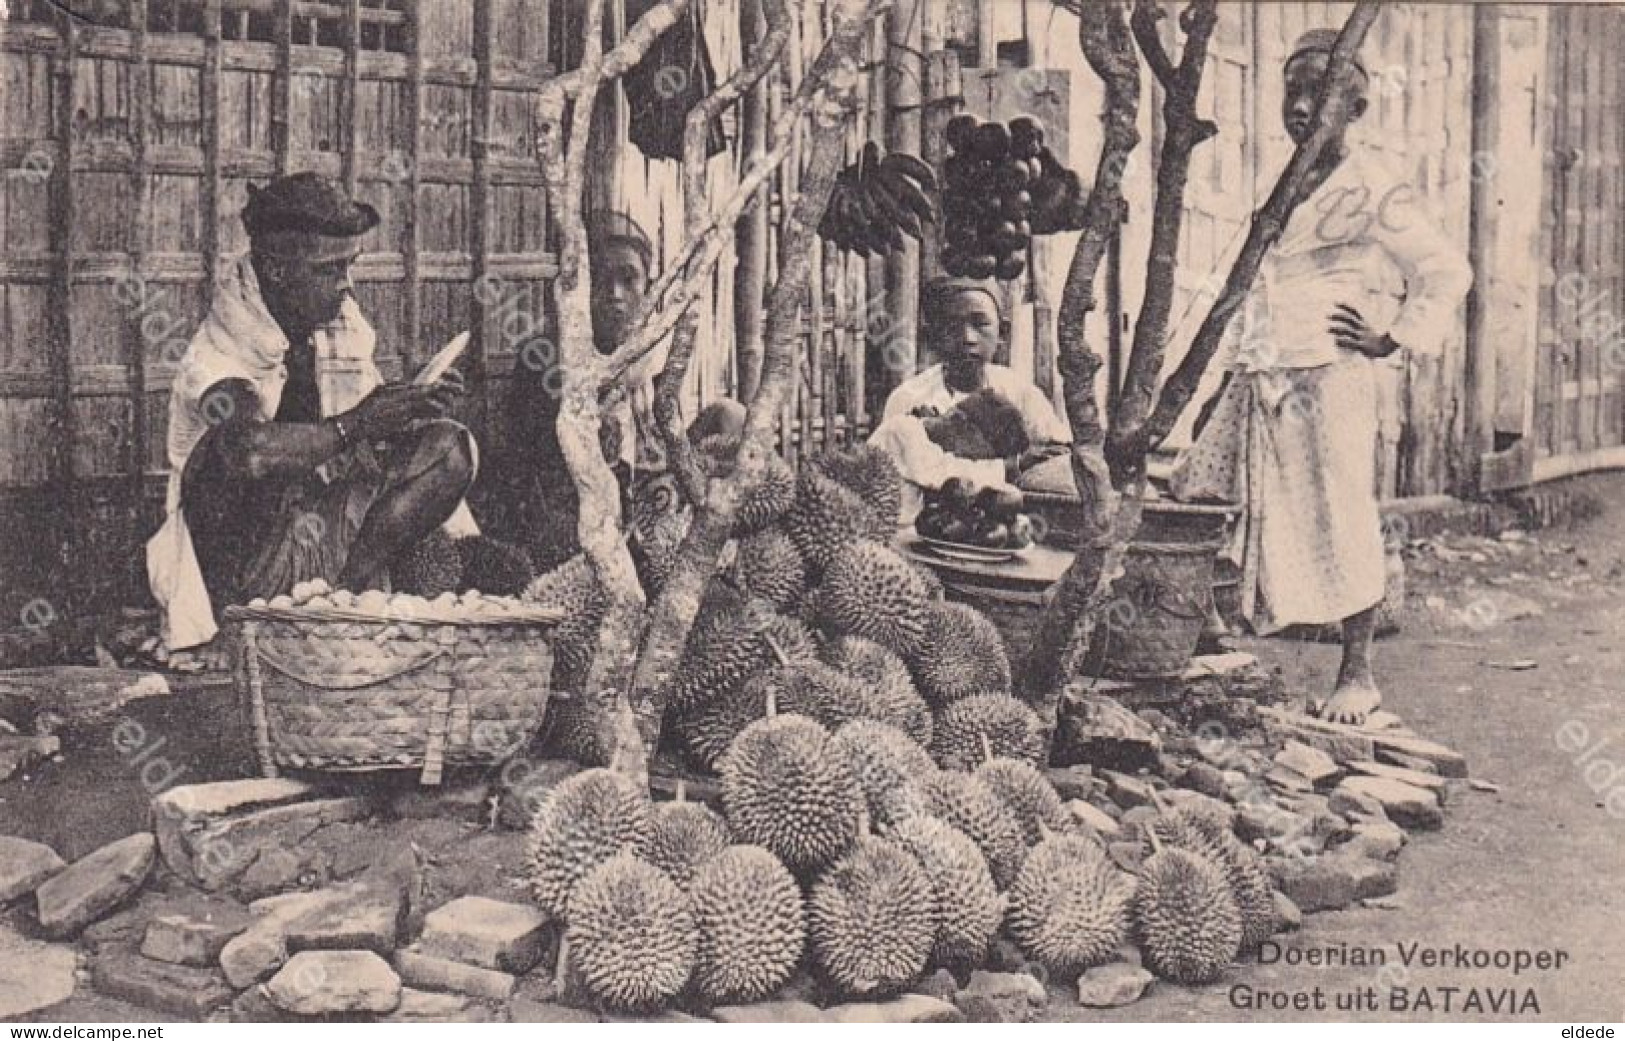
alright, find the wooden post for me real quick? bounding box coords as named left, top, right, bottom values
left=920, top=48, right=960, bottom=283
left=273, top=0, right=294, bottom=173
left=202, top=0, right=223, bottom=294
left=47, top=7, right=79, bottom=606
left=734, top=0, right=769, bottom=401
left=470, top=0, right=494, bottom=439
left=404, top=0, right=425, bottom=362
left=341, top=0, right=362, bottom=195
left=875, top=0, right=923, bottom=420
left=1460, top=3, right=1495, bottom=499
left=128, top=0, right=153, bottom=529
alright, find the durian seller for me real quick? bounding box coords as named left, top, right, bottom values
left=867, top=276, right=1071, bottom=524
left=478, top=210, right=746, bottom=571
left=1170, top=29, right=1471, bottom=725
left=146, top=172, right=478, bottom=656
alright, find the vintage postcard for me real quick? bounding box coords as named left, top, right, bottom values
left=0, top=0, right=1619, bottom=1029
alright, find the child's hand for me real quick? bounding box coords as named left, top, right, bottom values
left=1329, top=304, right=1400, bottom=359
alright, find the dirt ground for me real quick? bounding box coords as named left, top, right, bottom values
left=7, top=474, right=1625, bottom=1024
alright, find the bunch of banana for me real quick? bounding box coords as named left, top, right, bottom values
left=817, top=142, right=939, bottom=257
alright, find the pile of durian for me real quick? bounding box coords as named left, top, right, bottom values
left=523, top=444, right=1281, bottom=1013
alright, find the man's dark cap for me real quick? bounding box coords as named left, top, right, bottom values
left=242, top=172, right=380, bottom=239
left=588, top=210, right=654, bottom=270
left=1287, top=28, right=1369, bottom=78
left=923, top=276, right=1002, bottom=321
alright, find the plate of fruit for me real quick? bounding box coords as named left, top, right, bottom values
left=913, top=479, right=1037, bottom=563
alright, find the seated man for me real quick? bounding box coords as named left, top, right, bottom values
left=146, top=172, right=475, bottom=653
left=868, top=277, right=1071, bottom=523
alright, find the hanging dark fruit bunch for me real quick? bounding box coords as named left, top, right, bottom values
left=818, top=142, right=940, bottom=258
left=941, top=113, right=1086, bottom=280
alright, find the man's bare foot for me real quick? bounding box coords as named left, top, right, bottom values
left=1314, top=680, right=1383, bottom=726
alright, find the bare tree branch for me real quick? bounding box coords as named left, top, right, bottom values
left=1130, top=0, right=1177, bottom=90
left=650, top=0, right=794, bottom=506
left=1109, top=0, right=1218, bottom=483
left=1023, top=0, right=1142, bottom=711
left=531, top=0, right=694, bottom=115
left=1144, top=0, right=1381, bottom=443
left=620, top=0, right=878, bottom=748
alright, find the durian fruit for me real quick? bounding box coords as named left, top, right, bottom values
left=632, top=509, right=691, bottom=595
left=688, top=845, right=806, bottom=1005
left=891, top=770, right=1027, bottom=889
left=643, top=789, right=730, bottom=889
left=808, top=834, right=937, bottom=997
left=392, top=530, right=463, bottom=597
left=820, top=636, right=932, bottom=746
left=719, top=713, right=862, bottom=875
left=910, top=601, right=1013, bottom=705
left=931, top=694, right=1047, bottom=771
left=830, top=719, right=939, bottom=826
left=1006, top=832, right=1134, bottom=980
left=455, top=534, right=536, bottom=596
left=697, top=435, right=798, bottom=535
left=523, top=553, right=609, bottom=690
left=1143, top=808, right=1275, bottom=952
left=1135, top=846, right=1243, bottom=985
left=808, top=444, right=904, bottom=527
left=728, top=528, right=807, bottom=611
left=815, top=541, right=934, bottom=658
left=783, top=469, right=892, bottom=576
left=886, top=815, right=1002, bottom=966
left=665, top=598, right=819, bottom=713
left=564, top=853, right=698, bottom=1011
left=526, top=768, right=651, bottom=919
left=975, top=756, right=1072, bottom=844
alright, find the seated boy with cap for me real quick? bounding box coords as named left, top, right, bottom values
left=867, top=277, right=1071, bottom=524
left=145, top=172, right=477, bottom=655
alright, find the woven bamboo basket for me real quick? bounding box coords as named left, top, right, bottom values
left=1093, top=502, right=1235, bottom=680
left=224, top=599, right=563, bottom=785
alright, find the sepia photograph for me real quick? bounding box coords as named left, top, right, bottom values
left=0, top=0, right=1620, bottom=1027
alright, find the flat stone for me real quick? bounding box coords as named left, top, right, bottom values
left=1076, top=962, right=1154, bottom=1008
left=1371, top=733, right=1468, bottom=778
left=418, top=895, right=548, bottom=972
left=0, top=924, right=77, bottom=1018
left=35, top=832, right=156, bottom=939
left=90, top=944, right=234, bottom=1017
left=1101, top=770, right=1157, bottom=810
left=1273, top=890, right=1302, bottom=932
left=141, top=907, right=253, bottom=966
left=0, top=734, right=58, bottom=781
left=1362, top=710, right=1407, bottom=732
left=508, top=997, right=601, bottom=1023
left=1266, top=767, right=1314, bottom=793
left=1274, top=740, right=1342, bottom=786
left=1334, top=776, right=1443, bottom=830
left=191, top=798, right=375, bottom=892
left=152, top=779, right=319, bottom=878
left=1178, top=761, right=1228, bottom=799
left=395, top=948, right=517, bottom=1001
left=381, top=987, right=475, bottom=1023
left=229, top=986, right=299, bottom=1023
left=1184, top=651, right=1259, bottom=676
left=1066, top=800, right=1122, bottom=839
left=264, top=950, right=401, bottom=1016
left=0, top=835, right=66, bottom=903
left=1344, top=759, right=1448, bottom=792
left=1054, top=690, right=1162, bottom=770
left=219, top=881, right=402, bottom=989
left=825, top=995, right=963, bottom=1023
left=1328, top=785, right=1385, bottom=819
left=1046, top=765, right=1098, bottom=803
left=1160, top=787, right=1235, bottom=828
left=1258, top=708, right=1376, bottom=764
left=1273, top=853, right=1396, bottom=912
left=953, top=970, right=1047, bottom=1024
left=712, top=1000, right=827, bottom=1023
left=1342, top=816, right=1407, bottom=861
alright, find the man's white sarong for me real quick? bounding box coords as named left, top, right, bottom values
left=1172, top=355, right=1385, bottom=634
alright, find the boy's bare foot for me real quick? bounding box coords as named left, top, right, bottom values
left=1314, top=679, right=1383, bottom=726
